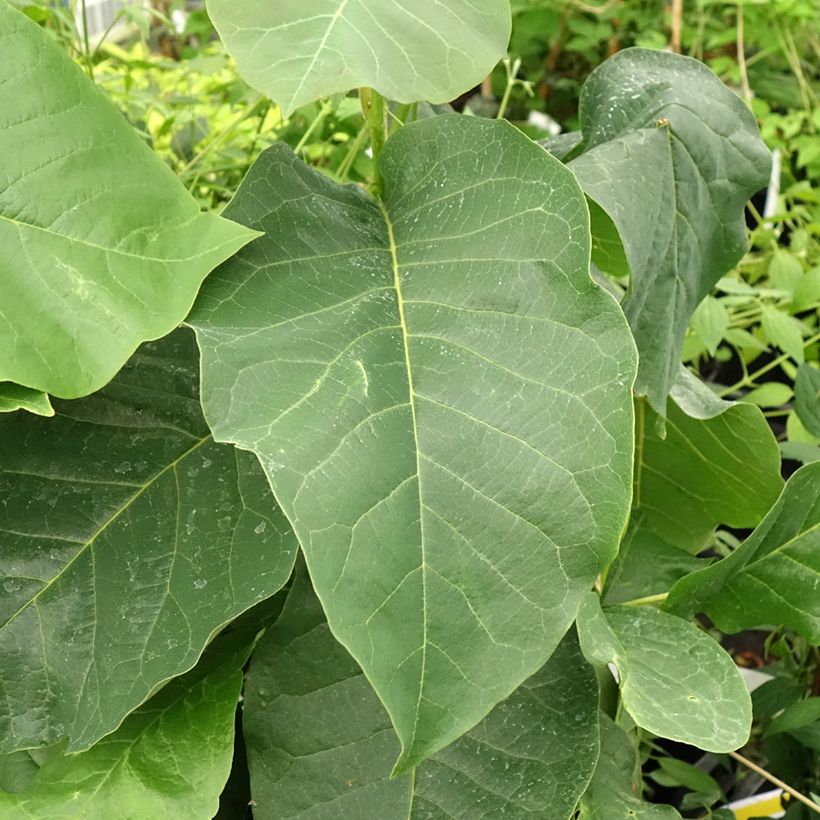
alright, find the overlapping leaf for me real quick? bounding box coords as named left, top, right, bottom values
left=0, top=632, right=251, bottom=818
left=0, top=385, right=52, bottom=417
left=206, top=0, right=511, bottom=116
left=577, top=594, right=751, bottom=752
left=244, top=566, right=600, bottom=819
left=634, top=369, right=782, bottom=552
left=578, top=714, right=681, bottom=820
left=666, top=463, right=820, bottom=642
left=0, top=1, right=257, bottom=398
left=190, top=114, right=637, bottom=769
left=0, top=330, right=296, bottom=753
left=569, top=48, right=771, bottom=413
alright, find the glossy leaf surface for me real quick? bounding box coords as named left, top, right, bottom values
left=577, top=594, right=751, bottom=752
left=0, top=1, right=256, bottom=398
left=569, top=48, right=771, bottom=413
left=635, top=369, right=782, bottom=552
left=190, top=114, right=637, bottom=769
left=0, top=330, right=296, bottom=753
left=0, top=633, right=251, bottom=818
left=207, top=0, right=511, bottom=116
left=244, top=566, right=600, bottom=819
left=666, top=463, right=820, bottom=642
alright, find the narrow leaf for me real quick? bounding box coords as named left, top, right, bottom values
left=795, top=364, right=820, bottom=437
left=0, top=631, right=253, bottom=818
left=666, top=463, right=820, bottom=643
left=0, top=329, right=297, bottom=753
left=190, top=115, right=637, bottom=770
left=244, top=566, right=600, bottom=819
left=569, top=48, right=771, bottom=413
left=0, top=1, right=257, bottom=398
left=207, top=0, right=512, bottom=116
left=577, top=594, right=752, bottom=752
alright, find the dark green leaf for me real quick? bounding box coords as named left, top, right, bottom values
left=569, top=48, right=771, bottom=413
left=190, top=115, right=637, bottom=769
left=0, top=330, right=296, bottom=753
left=244, top=565, right=600, bottom=819
left=795, top=364, right=820, bottom=437
left=666, top=463, right=820, bottom=642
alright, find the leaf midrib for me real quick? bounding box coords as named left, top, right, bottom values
left=0, top=433, right=211, bottom=631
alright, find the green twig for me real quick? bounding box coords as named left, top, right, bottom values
left=621, top=592, right=669, bottom=607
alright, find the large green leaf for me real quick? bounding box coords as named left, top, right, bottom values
left=0, top=1, right=256, bottom=399
left=578, top=714, right=681, bottom=820
left=577, top=594, right=751, bottom=752
left=635, top=369, right=782, bottom=552
left=190, top=114, right=637, bottom=769
left=569, top=48, right=771, bottom=413
left=0, top=632, right=252, bottom=818
left=207, top=0, right=511, bottom=116
left=666, top=463, right=820, bottom=643
left=244, top=565, right=600, bottom=819
left=0, top=330, right=296, bottom=754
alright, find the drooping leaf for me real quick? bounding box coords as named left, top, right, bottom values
left=0, top=631, right=253, bottom=818
left=190, top=114, right=637, bottom=769
left=635, top=368, right=782, bottom=552
left=207, top=0, right=511, bottom=116
left=0, top=1, right=257, bottom=399
left=795, top=364, right=820, bottom=437
left=578, top=714, right=681, bottom=820
left=0, top=329, right=297, bottom=754
left=577, top=593, right=751, bottom=752
left=569, top=48, right=771, bottom=413
left=0, top=384, right=53, bottom=417
left=244, top=565, right=600, bottom=819
left=666, top=463, right=820, bottom=643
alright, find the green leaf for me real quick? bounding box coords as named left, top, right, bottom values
left=189, top=114, right=637, bottom=770
left=768, top=250, right=804, bottom=295
left=0, top=1, right=257, bottom=399
left=0, top=631, right=252, bottom=818
left=206, top=0, right=512, bottom=116
left=665, top=463, right=820, bottom=643
left=578, top=714, right=681, bottom=820
left=766, top=697, right=820, bottom=737
left=780, top=440, right=820, bottom=464
left=0, top=752, right=39, bottom=794
left=0, top=329, right=297, bottom=753
left=744, top=382, right=794, bottom=408
left=577, top=594, right=752, bottom=752
left=244, top=565, right=600, bottom=819
left=761, top=307, right=805, bottom=363
left=602, top=515, right=704, bottom=605
left=0, top=384, right=53, bottom=417
left=795, top=364, right=820, bottom=437
left=636, top=369, right=783, bottom=552
left=691, top=296, right=729, bottom=357
left=569, top=48, right=771, bottom=413
left=538, top=131, right=583, bottom=161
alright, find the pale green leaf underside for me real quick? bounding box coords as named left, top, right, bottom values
left=579, top=714, right=681, bottom=820
left=0, top=330, right=297, bottom=754
left=666, top=462, right=820, bottom=643
left=207, top=0, right=511, bottom=116
left=0, top=1, right=256, bottom=398
left=577, top=594, right=751, bottom=752
left=190, top=115, right=636, bottom=769
left=569, top=48, right=771, bottom=413
left=244, top=566, right=600, bottom=819
left=635, top=369, right=783, bottom=552
left=0, top=633, right=250, bottom=819
left=0, top=384, right=53, bottom=417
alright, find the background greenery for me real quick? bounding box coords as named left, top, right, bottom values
left=13, top=0, right=819, bottom=814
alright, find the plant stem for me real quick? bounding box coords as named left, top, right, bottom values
left=729, top=750, right=820, bottom=814
left=719, top=331, right=820, bottom=396
left=294, top=100, right=332, bottom=155
left=80, top=0, right=93, bottom=79
left=337, top=123, right=370, bottom=183
left=736, top=2, right=752, bottom=106
left=360, top=87, right=386, bottom=198
left=621, top=592, right=669, bottom=607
